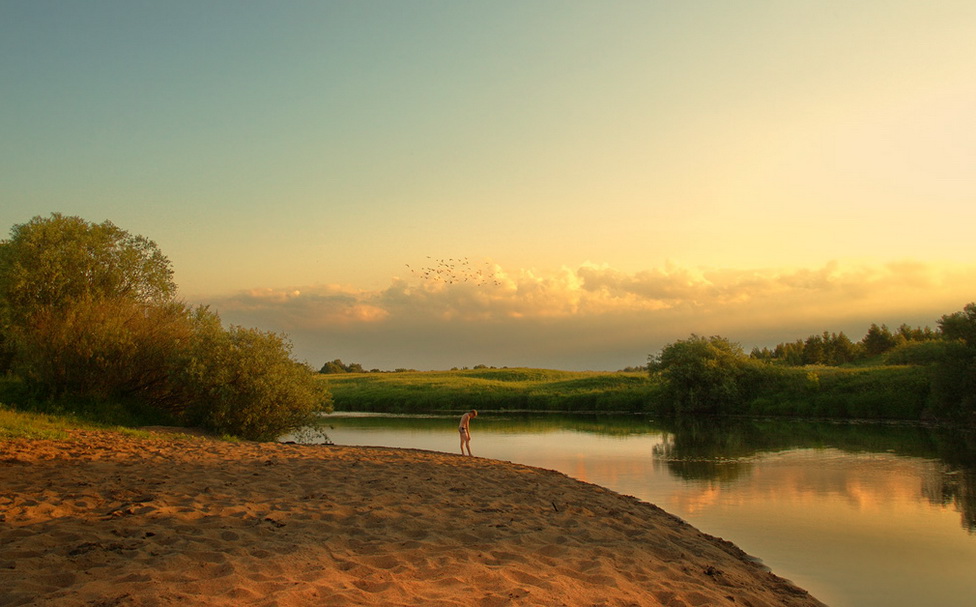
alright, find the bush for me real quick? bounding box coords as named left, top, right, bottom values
left=884, top=340, right=950, bottom=366
left=652, top=335, right=750, bottom=415
left=179, top=312, right=331, bottom=440
left=9, top=298, right=195, bottom=408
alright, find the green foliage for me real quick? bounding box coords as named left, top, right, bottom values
left=743, top=365, right=930, bottom=419
left=651, top=335, right=751, bottom=415
left=0, top=213, right=175, bottom=320
left=319, top=358, right=365, bottom=374
left=754, top=323, right=938, bottom=367
left=940, top=303, right=976, bottom=348
left=180, top=315, right=331, bottom=440
left=8, top=297, right=195, bottom=407
left=927, top=304, right=976, bottom=422
left=861, top=323, right=899, bottom=357
left=321, top=368, right=657, bottom=413
left=0, top=213, right=332, bottom=440
left=884, top=340, right=951, bottom=366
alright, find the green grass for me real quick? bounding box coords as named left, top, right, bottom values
left=321, top=364, right=939, bottom=421
left=0, top=376, right=196, bottom=441
left=0, top=404, right=162, bottom=440
left=319, top=367, right=660, bottom=413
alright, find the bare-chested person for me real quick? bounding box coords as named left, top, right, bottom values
left=459, top=410, right=477, bottom=456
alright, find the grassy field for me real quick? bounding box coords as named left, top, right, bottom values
left=318, top=367, right=660, bottom=413
left=320, top=364, right=937, bottom=421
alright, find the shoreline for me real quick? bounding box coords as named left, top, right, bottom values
left=1, top=429, right=826, bottom=606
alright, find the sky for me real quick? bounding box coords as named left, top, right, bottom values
left=3, top=1, right=975, bottom=370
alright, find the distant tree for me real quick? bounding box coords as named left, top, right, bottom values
left=319, top=359, right=366, bottom=374
left=861, top=324, right=898, bottom=358
left=828, top=332, right=858, bottom=364
left=897, top=323, right=938, bottom=343
left=775, top=340, right=805, bottom=366
left=320, top=359, right=348, bottom=374
left=939, top=304, right=976, bottom=348
left=802, top=335, right=825, bottom=365
left=651, top=335, right=748, bottom=415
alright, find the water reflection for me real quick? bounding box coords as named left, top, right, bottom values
left=650, top=416, right=976, bottom=533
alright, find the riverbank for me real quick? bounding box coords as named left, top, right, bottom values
left=0, top=429, right=825, bottom=606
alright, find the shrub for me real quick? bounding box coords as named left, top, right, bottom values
left=9, top=298, right=195, bottom=408
left=652, top=335, right=750, bottom=415
left=179, top=313, right=331, bottom=440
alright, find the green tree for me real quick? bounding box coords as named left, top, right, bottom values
left=802, top=335, right=825, bottom=365
left=0, top=213, right=175, bottom=320
left=8, top=297, right=195, bottom=407
left=651, top=335, right=748, bottom=415
left=861, top=324, right=898, bottom=358
left=320, top=359, right=348, bottom=374
left=939, top=304, right=976, bottom=348
left=774, top=340, right=805, bottom=366
left=828, top=332, right=858, bottom=365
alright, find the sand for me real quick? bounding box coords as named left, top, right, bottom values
left=0, top=429, right=826, bottom=607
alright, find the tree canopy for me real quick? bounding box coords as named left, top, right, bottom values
left=0, top=213, right=175, bottom=321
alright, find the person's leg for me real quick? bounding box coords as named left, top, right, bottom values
left=460, top=430, right=466, bottom=455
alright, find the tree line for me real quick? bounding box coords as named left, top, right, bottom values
left=650, top=304, right=976, bottom=424
left=0, top=213, right=331, bottom=440
left=749, top=323, right=939, bottom=366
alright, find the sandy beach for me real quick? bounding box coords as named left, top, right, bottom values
left=1, top=429, right=826, bottom=607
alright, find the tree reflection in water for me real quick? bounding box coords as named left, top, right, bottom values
left=651, top=416, right=976, bottom=532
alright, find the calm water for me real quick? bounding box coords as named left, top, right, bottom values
left=283, top=413, right=976, bottom=607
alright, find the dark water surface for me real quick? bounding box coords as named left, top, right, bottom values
left=283, top=413, right=976, bottom=607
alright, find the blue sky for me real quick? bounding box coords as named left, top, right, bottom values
left=3, top=1, right=975, bottom=370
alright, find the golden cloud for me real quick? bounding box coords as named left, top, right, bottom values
left=212, top=260, right=974, bottom=328
left=203, top=259, right=976, bottom=370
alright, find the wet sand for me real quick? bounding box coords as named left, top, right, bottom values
left=0, top=429, right=826, bottom=606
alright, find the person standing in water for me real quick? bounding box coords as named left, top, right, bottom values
left=459, top=410, right=477, bottom=456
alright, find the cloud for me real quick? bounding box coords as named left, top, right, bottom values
left=204, top=260, right=976, bottom=370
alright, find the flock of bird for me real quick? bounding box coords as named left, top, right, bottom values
left=406, top=257, right=503, bottom=286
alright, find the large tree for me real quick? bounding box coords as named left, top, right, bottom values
left=0, top=213, right=175, bottom=321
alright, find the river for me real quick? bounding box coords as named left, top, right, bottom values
left=283, top=413, right=976, bottom=607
